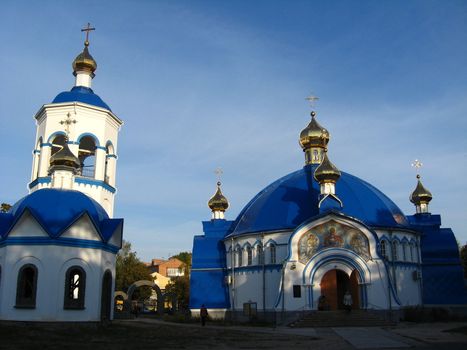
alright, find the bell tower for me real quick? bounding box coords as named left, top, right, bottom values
left=29, top=24, right=123, bottom=217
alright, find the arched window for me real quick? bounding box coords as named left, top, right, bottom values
left=16, top=264, right=38, bottom=308
left=246, top=246, right=252, bottom=266
left=78, top=136, right=97, bottom=178
left=392, top=241, right=399, bottom=261
left=270, top=244, right=276, bottom=264
left=380, top=240, right=388, bottom=259
left=64, top=266, right=86, bottom=309
left=410, top=243, right=415, bottom=262
left=402, top=242, right=408, bottom=261
left=256, top=245, right=264, bottom=265
left=236, top=247, right=242, bottom=267
left=51, top=134, right=67, bottom=156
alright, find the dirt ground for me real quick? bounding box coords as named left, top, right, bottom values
left=1, top=319, right=467, bottom=350
left=0, top=320, right=347, bottom=350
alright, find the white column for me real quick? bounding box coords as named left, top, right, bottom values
left=94, top=148, right=106, bottom=181
left=38, top=146, right=51, bottom=177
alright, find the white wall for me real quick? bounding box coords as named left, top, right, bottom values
left=224, top=215, right=423, bottom=313
left=0, top=245, right=116, bottom=322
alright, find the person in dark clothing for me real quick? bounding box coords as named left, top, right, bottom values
left=200, top=304, right=208, bottom=326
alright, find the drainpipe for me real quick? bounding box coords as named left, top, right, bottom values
left=388, top=231, right=394, bottom=319
left=261, top=233, right=266, bottom=317
left=231, top=237, right=235, bottom=320
left=281, top=260, right=286, bottom=322
left=417, top=236, right=424, bottom=307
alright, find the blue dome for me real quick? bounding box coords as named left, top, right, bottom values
left=52, top=86, right=111, bottom=110
left=230, top=165, right=409, bottom=236
left=10, top=189, right=109, bottom=237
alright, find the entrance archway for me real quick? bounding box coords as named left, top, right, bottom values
left=126, top=280, right=164, bottom=315
left=320, top=269, right=360, bottom=310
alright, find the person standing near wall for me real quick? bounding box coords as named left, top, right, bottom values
left=343, top=291, right=353, bottom=313
left=200, top=304, right=208, bottom=326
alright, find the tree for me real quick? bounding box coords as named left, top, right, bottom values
left=460, top=244, right=467, bottom=278
left=166, top=252, right=192, bottom=310
left=115, top=240, right=153, bottom=300
left=1, top=203, right=12, bottom=213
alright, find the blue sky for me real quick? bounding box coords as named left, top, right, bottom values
left=0, top=0, right=466, bottom=261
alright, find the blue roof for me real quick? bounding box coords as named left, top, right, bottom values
left=52, top=86, right=111, bottom=110
left=230, top=165, right=409, bottom=236
left=0, top=189, right=121, bottom=242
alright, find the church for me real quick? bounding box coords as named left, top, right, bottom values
left=190, top=104, right=467, bottom=320
left=0, top=26, right=123, bottom=322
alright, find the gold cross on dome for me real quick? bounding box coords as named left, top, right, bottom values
left=59, top=113, right=77, bottom=138
left=411, top=159, right=423, bottom=175
left=305, top=95, right=320, bottom=109
left=81, top=22, right=95, bottom=46
left=214, top=167, right=223, bottom=182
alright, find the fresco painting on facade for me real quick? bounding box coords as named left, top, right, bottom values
left=298, top=221, right=371, bottom=265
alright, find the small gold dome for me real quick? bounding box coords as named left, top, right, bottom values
left=72, top=43, right=97, bottom=75
left=410, top=175, right=432, bottom=205
left=208, top=181, right=229, bottom=212
left=50, top=143, right=81, bottom=169
left=299, top=111, right=330, bottom=150
left=314, top=152, right=341, bottom=183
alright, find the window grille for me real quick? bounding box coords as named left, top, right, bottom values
left=256, top=245, right=264, bottom=265
left=270, top=245, right=276, bottom=264
left=380, top=240, right=387, bottom=259
left=15, top=264, right=38, bottom=308
left=64, top=266, right=86, bottom=309
left=246, top=246, right=252, bottom=266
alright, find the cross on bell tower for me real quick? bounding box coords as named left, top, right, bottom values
left=59, top=113, right=77, bottom=139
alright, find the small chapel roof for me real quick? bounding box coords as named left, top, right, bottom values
left=0, top=188, right=122, bottom=241
left=52, top=86, right=111, bottom=110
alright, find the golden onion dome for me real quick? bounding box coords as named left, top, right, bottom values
left=299, top=111, right=330, bottom=150
left=72, top=43, right=97, bottom=75
left=208, top=181, right=229, bottom=212
left=410, top=175, right=432, bottom=205
left=314, top=152, right=341, bottom=183
left=50, top=143, right=81, bottom=169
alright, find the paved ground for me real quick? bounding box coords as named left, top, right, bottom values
left=1, top=317, right=466, bottom=349
left=128, top=318, right=467, bottom=349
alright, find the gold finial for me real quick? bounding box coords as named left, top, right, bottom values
left=208, top=179, right=229, bottom=214
left=299, top=95, right=329, bottom=164
left=81, top=23, right=95, bottom=47
left=59, top=113, right=77, bottom=139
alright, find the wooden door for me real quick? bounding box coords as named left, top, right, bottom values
left=320, top=269, right=338, bottom=310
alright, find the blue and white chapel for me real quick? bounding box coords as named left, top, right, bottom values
left=0, top=27, right=123, bottom=322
